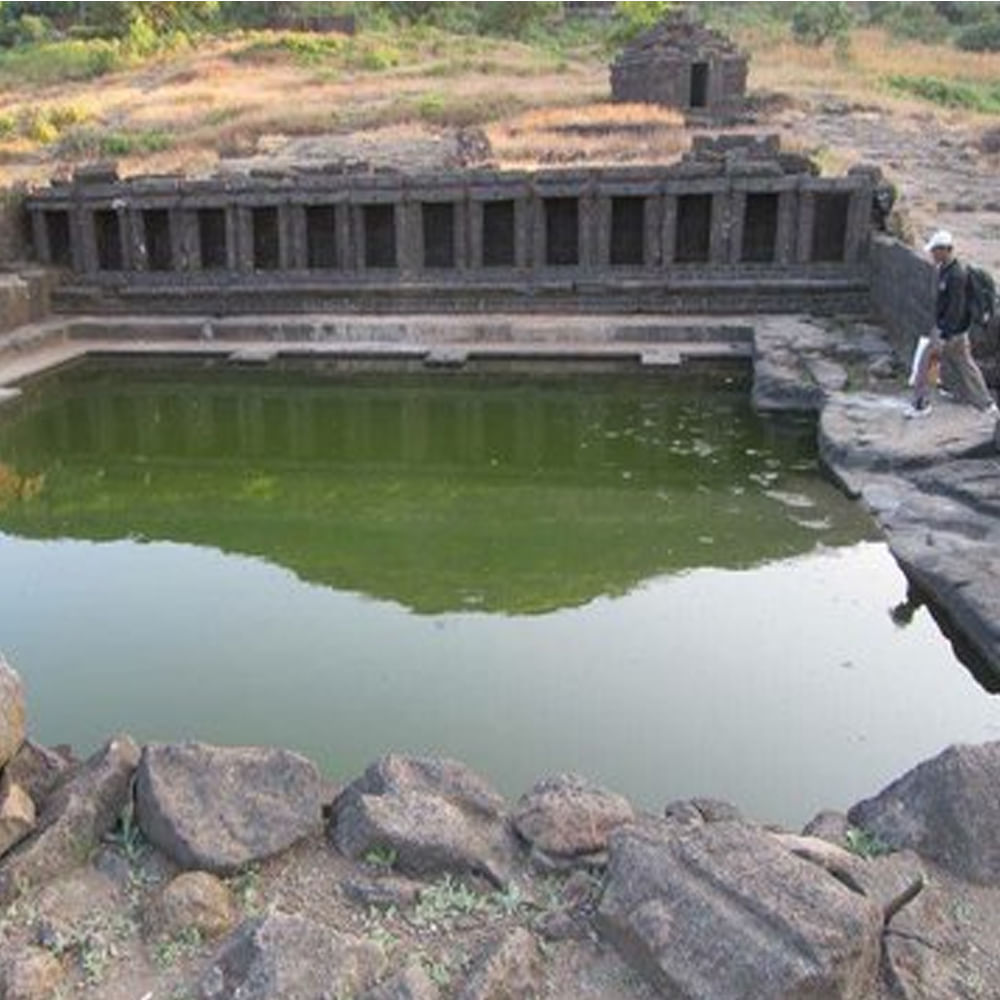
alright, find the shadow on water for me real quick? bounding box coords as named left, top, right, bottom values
left=0, top=357, right=875, bottom=616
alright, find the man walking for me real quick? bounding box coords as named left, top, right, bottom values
left=906, top=230, right=998, bottom=419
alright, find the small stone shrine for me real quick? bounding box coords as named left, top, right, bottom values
left=610, top=11, right=748, bottom=118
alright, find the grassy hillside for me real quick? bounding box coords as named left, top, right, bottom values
left=0, top=4, right=998, bottom=186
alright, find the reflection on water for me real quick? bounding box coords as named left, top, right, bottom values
left=0, top=359, right=998, bottom=826
left=0, top=360, right=873, bottom=613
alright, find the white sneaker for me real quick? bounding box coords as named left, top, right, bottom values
left=904, top=402, right=932, bottom=419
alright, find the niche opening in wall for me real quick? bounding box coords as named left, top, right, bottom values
left=675, top=194, right=712, bottom=263
left=143, top=209, right=172, bottom=271
left=44, top=210, right=71, bottom=267
left=363, top=204, right=397, bottom=269
left=306, top=205, right=338, bottom=269
left=198, top=208, right=228, bottom=270
left=94, top=209, right=123, bottom=271
left=811, top=192, right=850, bottom=263
left=741, top=193, right=778, bottom=263
left=610, top=196, right=645, bottom=266
left=252, top=206, right=281, bottom=271
left=422, top=202, right=455, bottom=269
left=545, top=197, right=579, bottom=266
left=482, top=200, right=515, bottom=267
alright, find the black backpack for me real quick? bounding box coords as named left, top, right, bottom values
left=966, top=263, right=998, bottom=328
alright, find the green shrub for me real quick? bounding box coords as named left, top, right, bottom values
left=0, top=113, right=15, bottom=139
left=232, top=33, right=346, bottom=66
left=955, top=19, right=1000, bottom=52
left=887, top=74, right=1000, bottom=113
left=0, top=12, right=54, bottom=47
left=790, top=2, right=853, bottom=46
left=608, top=1, right=673, bottom=47
left=0, top=38, right=122, bottom=85
left=343, top=37, right=401, bottom=71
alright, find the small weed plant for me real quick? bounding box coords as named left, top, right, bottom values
left=845, top=825, right=892, bottom=859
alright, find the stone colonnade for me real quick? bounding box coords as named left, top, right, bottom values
left=27, top=168, right=870, bottom=279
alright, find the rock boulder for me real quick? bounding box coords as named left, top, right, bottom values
left=3, top=740, right=73, bottom=811
left=0, top=945, right=65, bottom=1000
left=456, top=927, right=544, bottom=1000
left=596, top=820, right=882, bottom=999
left=135, top=742, right=321, bottom=874
left=329, top=754, right=515, bottom=888
left=197, top=912, right=385, bottom=1000
left=361, top=962, right=441, bottom=1000
left=512, top=774, right=633, bottom=863
left=0, top=655, right=26, bottom=769
left=145, top=870, right=237, bottom=941
left=0, top=773, right=35, bottom=858
left=848, top=740, right=1000, bottom=885
left=0, top=734, right=139, bottom=905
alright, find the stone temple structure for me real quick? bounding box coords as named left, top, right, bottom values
left=22, top=135, right=872, bottom=317
left=610, top=12, right=748, bottom=118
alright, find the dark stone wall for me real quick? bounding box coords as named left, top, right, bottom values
left=23, top=163, right=874, bottom=318
left=0, top=186, right=28, bottom=264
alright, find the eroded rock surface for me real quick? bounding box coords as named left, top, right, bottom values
left=135, top=742, right=322, bottom=874
left=0, top=945, right=65, bottom=1000
left=597, top=820, right=882, bottom=1000
left=0, top=655, right=26, bottom=770
left=145, top=870, right=238, bottom=941
left=457, top=926, right=544, bottom=1000
left=3, top=740, right=73, bottom=812
left=848, top=741, right=1000, bottom=885
left=513, top=774, right=634, bottom=864
left=0, top=734, right=139, bottom=905
left=361, top=962, right=441, bottom=1000
left=0, top=774, right=35, bottom=858
left=329, top=754, right=516, bottom=887
left=197, top=912, right=385, bottom=1000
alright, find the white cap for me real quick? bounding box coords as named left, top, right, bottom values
left=924, top=229, right=954, bottom=252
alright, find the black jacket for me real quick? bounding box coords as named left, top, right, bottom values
left=936, top=258, right=969, bottom=338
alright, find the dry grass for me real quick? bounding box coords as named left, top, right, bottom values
left=0, top=32, right=609, bottom=185
left=2, top=22, right=1000, bottom=187
left=745, top=25, right=1000, bottom=120
left=489, top=102, right=689, bottom=168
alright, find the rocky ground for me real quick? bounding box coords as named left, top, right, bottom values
left=3, top=651, right=1000, bottom=1000
left=771, top=97, right=1000, bottom=273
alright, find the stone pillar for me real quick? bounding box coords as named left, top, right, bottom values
left=348, top=202, right=365, bottom=271
left=661, top=192, right=678, bottom=267
left=234, top=205, right=253, bottom=273
left=514, top=189, right=531, bottom=270
left=455, top=194, right=469, bottom=273
left=286, top=204, right=308, bottom=270
left=398, top=197, right=420, bottom=276
left=594, top=194, right=612, bottom=270
left=579, top=178, right=598, bottom=274
left=530, top=190, right=546, bottom=274
left=709, top=185, right=730, bottom=264
left=128, top=207, right=147, bottom=271
left=645, top=193, right=662, bottom=268
left=727, top=190, right=747, bottom=265
left=336, top=202, right=353, bottom=273
left=177, top=209, right=199, bottom=271
left=775, top=189, right=798, bottom=265
left=844, top=187, right=871, bottom=264
left=796, top=189, right=816, bottom=265
left=76, top=206, right=99, bottom=274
